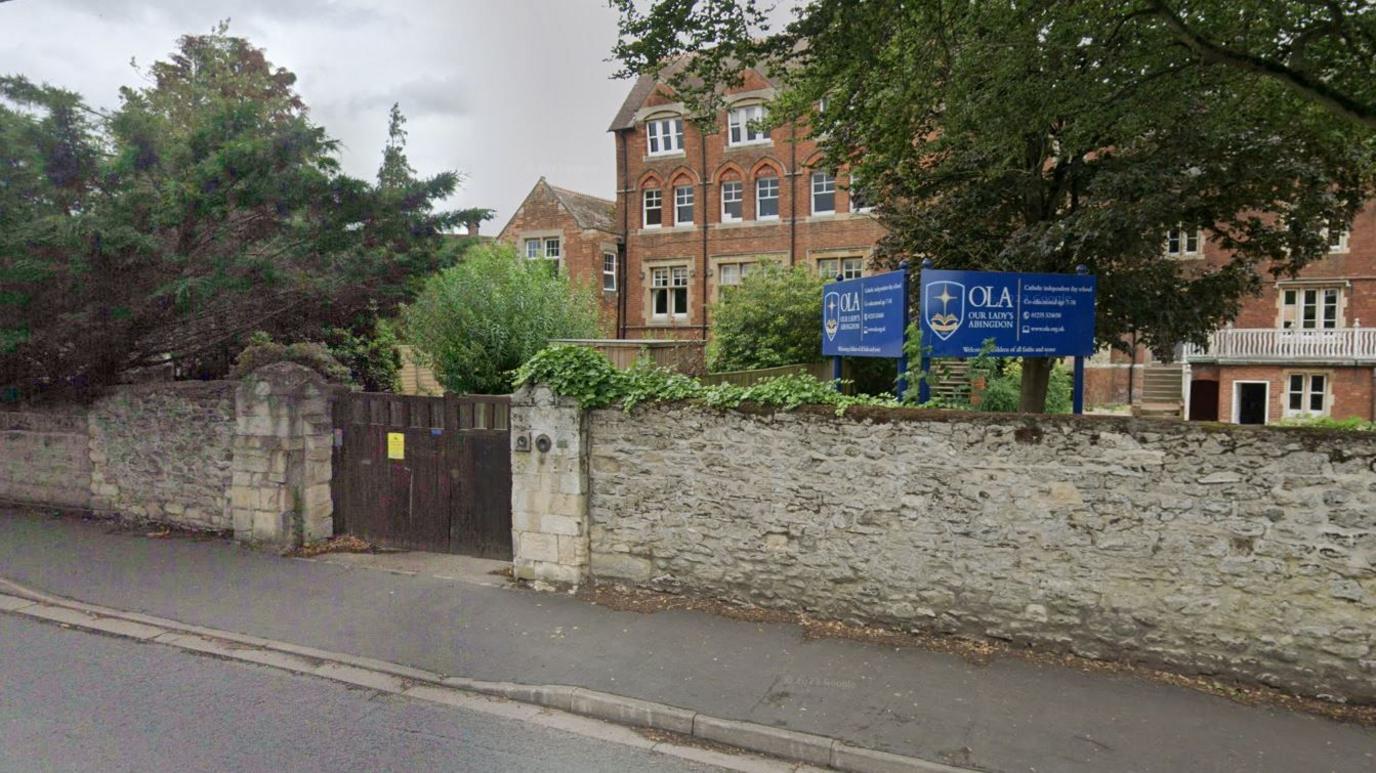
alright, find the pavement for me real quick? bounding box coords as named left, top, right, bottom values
left=0, top=614, right=729, bottom=773
left=1, top=508, right=1373, bottom=773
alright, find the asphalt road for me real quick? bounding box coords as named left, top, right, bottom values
left=0, top=615, right=726, bottom=773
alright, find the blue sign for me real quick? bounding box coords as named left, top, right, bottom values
left=919, top=269, right=1096, bottom=357
left=822, top=269, right=908, bottom=358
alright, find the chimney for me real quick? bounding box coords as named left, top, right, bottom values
left=465, top=216, right=481, bottom=237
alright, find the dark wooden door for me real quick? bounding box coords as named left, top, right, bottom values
left=331, top=393, right=512, bottom=558
left=1188, top=380, right=1220, bottom=422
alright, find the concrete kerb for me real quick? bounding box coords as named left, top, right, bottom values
left=0, top=580, right=967, bottom=773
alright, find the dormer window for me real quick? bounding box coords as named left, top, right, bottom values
left=1325, top=224, right=1350, bottom=253
left=646, top=117, right=684, bottom=156
left=728, top=105, right=769, bottom=146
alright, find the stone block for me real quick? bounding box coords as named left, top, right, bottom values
left=540, top=514, right=583, bottom=537
left=591, top=552, right=653, bottom=581
left=519, top=532, right=559, bottom=564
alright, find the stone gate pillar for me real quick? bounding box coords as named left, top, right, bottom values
left=509, top=384, right=589, bottom=586
left=230, top=363, right=335, bottom=547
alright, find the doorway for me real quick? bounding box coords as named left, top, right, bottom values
left=1234, top=382, right=1269, bottom=425
left=1189, top=380, right=1220, bottom=421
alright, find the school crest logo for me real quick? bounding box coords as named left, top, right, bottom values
left=925, top=280, right=965, bottom=340
left=823, top=290, right=841, bottom=342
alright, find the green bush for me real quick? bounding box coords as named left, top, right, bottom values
left=322, top=316, right=402, bottom=393
left=1274, top=415, right=1376, bottom=431
left=707, top=265, right=824, bottom=372
left=229, top=332, right=353, bottom=384
left=514, top=345, right=897, bottom=415
left=972, top=360, right=1073, bottom=414
left=402, top=243, right=603, bottom=394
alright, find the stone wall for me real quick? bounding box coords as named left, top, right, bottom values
left=88, top=381, right=236, bottom=529
left=510, top=386, right=589, bottom=585
left=0, top=410, right=92, bottom=508
left=573, top=403, right=1376, bottom=703
left=1, top=363, right=334, bottom=547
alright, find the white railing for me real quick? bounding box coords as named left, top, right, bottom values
left=1182, top=327, right=1376, bottom=362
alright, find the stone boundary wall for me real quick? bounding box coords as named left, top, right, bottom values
left=510, top=388, right=1376, bottom=702
left=1, top=363, right=334, bottom=547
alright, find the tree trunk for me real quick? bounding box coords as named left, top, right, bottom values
left=1019, top=356, right=1052, bottom=413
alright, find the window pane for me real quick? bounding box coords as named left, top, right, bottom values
left=1290, top=374, right=1303, bottom=392
left=654, top=290, right=667, bottom=315
left=720, top=264, right=739, bottom=285
left=673, top=287, right=688, bottom=314
left=1186, top=230, right=1199, bottom=253
left=675, top=185, right=693, bottom=225
left=757, top=177, right=778, bottom=218
left=671, top=266, right=688, bottom=286
left=652, top=267, right=668, bottom=287
left=525, top=239, right=540, bottom=258
left=544, top=238, right=560, bottom=257
left=722, top=182, right=742, bottom=220
left=842, top=258, right=863, bottom=279
left=813, top=191, right=834, bottom=214
left=1167, top=229, right=1181, bottom=254
left=818, top=259, right=837, bottom=279
left=1284, top=289, right=1296, bottom=305
left=1289, top=390, right=1303, bottom=411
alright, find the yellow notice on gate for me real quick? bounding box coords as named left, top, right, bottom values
left=386, top=432, right=405, bottom=460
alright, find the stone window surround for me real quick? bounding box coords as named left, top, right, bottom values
left=1276, top=279, right=1350, bottom=330
left=708, top=252, right=785, bottom=302
left=644, top=258, right=693, bottom=323
left=1283, top=369, right=1332, bottom=418
left=520, top=229, right=564, bottom=272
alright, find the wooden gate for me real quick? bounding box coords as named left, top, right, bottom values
left=331, top=393, right=512, bottom=559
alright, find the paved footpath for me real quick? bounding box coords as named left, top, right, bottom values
left=1, top=510, right=1372, bottom=773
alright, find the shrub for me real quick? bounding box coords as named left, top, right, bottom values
left=322, top=317, right=401, bottom=393
left=1274, top=416, right=1376, bottom=431
left=514, top=344, right=897, bottom=415
left=402, top=243, right=603, bottom=394
left=707, top=265, right=824, bottom=372
left=229, top=332, right=353, bottom=384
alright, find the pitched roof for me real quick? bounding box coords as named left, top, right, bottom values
left=608, top=57, right=783, bottom=132
left=546, top=182, right=616, bottom=233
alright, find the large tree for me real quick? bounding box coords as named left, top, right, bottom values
left=612, top=0, right=1376, bottom=411
left=0, top=24, right=463, bottom=398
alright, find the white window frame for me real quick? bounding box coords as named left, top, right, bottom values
left=1280, top=286, right=1341, bottom=330
left=1285, top=372, right=1330, bottom=418
left=721, top=181, right=743, bottom=222
left=817, top=256, right=863, bottom=281
left=1165, top=226, right=1203, bottom=258
left=602, top=250, right=617, bottom=292
left=1325, top=225, right=1350, bottom=253
left=848, top=175, right=873, bottom=213
left=643, top=188, right=663, bottom=229
left=650, top=265, right=690, bottom=320
left=1232, top=380, right=1270, bottom=425
left=727, top=104, right=769, bottom=146
left=755, top=176, right=779, bottom=220
left=524, top=238, right=542, bottom=259
left=811, top=171, right=836, bottom=215
left=674, top=185, right=694, bottom=226
left=646, top=117, right=684, bottom=156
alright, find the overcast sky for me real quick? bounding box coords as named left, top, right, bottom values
left=0, top=0, right=643, bottom=231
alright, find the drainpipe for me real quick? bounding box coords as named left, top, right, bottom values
left=1127, top=332, right=1137, bottom=406
left=617, top=130, right=629, bottom=339
left=789, top=125, right=798, bottom=267
left=700, top=128, right=710, bottom=336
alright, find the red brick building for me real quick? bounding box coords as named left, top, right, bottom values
left=607, top=65, right=886, bottom=340
left=1085, top=206, right=1376, bottom=423
left=497, top=178, right=620, bottom=334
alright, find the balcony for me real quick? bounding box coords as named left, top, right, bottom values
left=1182, top=327, right=1376, bottom=364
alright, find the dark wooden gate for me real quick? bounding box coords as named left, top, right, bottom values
left=331, top=393, right=512, bottom=559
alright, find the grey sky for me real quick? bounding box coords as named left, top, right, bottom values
left=0, top=0, right=638, bottom=231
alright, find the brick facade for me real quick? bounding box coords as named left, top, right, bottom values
left=1179, top=204, right=1376, bottom=423
left=609, top=68, right=886, bottom=340
left=497, top=178, right=620, bottom=336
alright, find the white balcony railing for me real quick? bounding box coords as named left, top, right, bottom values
left=1182, top=327, right=1376, bottom=362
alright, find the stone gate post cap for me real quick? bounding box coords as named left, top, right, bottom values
left=239, top=362, right=329, bottom=397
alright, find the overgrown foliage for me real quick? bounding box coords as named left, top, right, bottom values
left=707, top=265, right=823, bottom=372
left=514, top=345, right=897, bottom=414
left=1, top=23, right=464, bottom=399
left=402, top=243, right=603, bottom=394
left=228, top=332, right=352, bottom=384
left=1274, top=416, right=1376, bottom=431
left=322, top=315, right=401, bottom=393
left=612, top=0, right=1376, bottom=412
